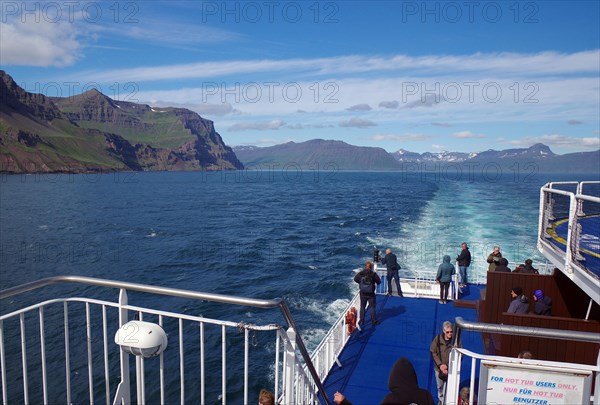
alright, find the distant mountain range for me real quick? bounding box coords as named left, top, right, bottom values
left=0, top=71, right=242, bottom=173
left=1, top=70, right=597, bottom=174
left=234, top=139, right=400, bottom=170
left=235, top=141, right=599, bottom=173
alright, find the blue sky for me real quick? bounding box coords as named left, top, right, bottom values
left=1, top=1, right=599, bottom=154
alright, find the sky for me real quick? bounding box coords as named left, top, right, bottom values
left=1, top=0, right=599, bottom=154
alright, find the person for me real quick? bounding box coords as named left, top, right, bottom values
left=430, top=321, right=460, bottom=405
left=456, top=242, right=471, bottom=286
left=258, top=388, right=274, bottom=405
left=507, top=287, right=529, bottom=314
left=333, top=391, right=352, bottom=405
left=354, top=260, right=381, bottom=326
left=518, top=350, right=533, bottom=359
left=487, top=246, right=502, bottom=271
left=520, top=259, right=539, bottom=274
left=494, top=258, right=511, bottom=272
left=436, top=255, right=455, bottom=304
left=332, top=357, right=435, bottom=405
left=532, top=289, right=552, bottom=315
left=380, top=357, right=435, bottom=405
left=380, top=248, right=403, bottom=297
left=458, top=387, right=471, bottom=405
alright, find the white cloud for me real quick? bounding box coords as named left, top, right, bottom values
left=379, top=100, right=399, bottom=109
left=77, top=50, right=600, bottom=83
left=228, top=120, right=286, bottom=131
left=401, top=94, right=444, bottom=109
left=451, top=131, right=486, bottom=139
left=346, top=103, right=372, bottom=111
left=567, top=120, right=582, bottom=125
left=339, top=118, right=377, bottom=128
left=508, top=135, right=600, bottom=150
left=432, top=122, right=452, bottom=127
left=431, top=144, right=446, bottom=150
left=194, top=104, right=238, bottom=117
left=370, top=134, right=432, bottom=142
left=0, top=20, right=82, bottom=66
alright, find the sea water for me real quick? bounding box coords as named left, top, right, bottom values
left=0, top=170, right=597, bottom=403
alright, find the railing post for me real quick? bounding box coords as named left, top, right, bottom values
left=564, top=195, right=579, bottom=273
left=283, top=328, right=297, bottom=405
left=446, top=348, right=462, bottom=405
left=594, top=350, right=600, bottom=405
left=112, top=289, right=130, bottom=405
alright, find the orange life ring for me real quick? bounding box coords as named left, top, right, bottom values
left=345, top=307, right=357, bottom=334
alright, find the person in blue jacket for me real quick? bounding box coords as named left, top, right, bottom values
left=436, top=255, right=455, bottom=304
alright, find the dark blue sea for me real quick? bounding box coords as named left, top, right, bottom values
left=1, top=169, right=598, bottom=403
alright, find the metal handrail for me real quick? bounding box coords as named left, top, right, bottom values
left=538, top=183, right=600, bottom=305
left=454, top=316, right=600, bottom=343
left=0, top=275, right=332, bottom=405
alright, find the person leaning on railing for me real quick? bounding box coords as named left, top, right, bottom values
left=430, top=321, right=461, bottom=405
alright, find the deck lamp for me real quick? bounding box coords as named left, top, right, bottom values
left=114, top=320, right=168, bottom=358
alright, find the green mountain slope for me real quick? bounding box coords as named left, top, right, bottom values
left=234, top=139, right=402, bottom=170
left=0, top=70, right=242, bottom=173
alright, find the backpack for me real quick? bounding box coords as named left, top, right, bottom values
left=359, top=273, right=374, bottom=294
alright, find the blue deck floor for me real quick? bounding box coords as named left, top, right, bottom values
left=322, top=284, right=484, bottom=405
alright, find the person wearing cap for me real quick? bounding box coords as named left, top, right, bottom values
left=507, top=287, right=529, bottom=314
left=532, top=289, right=552, bottom=316
left=519, top=259, right=539, bottom=274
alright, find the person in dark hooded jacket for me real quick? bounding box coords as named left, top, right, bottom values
left=380, top=357, right=435, bottom=405
left=332, top=357, right=435, bottom=405
left=532, top=289, right=552, bottom=315
left=436, top=255, right=455, bottom=304
left=494, top=258, right=511, bottom=272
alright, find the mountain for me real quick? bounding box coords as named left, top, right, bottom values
left=392, top=144, right=598, bottom=173
left=0, top=71, right=242, bottom=173
left=393, top=149, right=473, bottom=162
left=233, top=139, right=401, bottom=170
left=235, top=139, right=598, bottom=173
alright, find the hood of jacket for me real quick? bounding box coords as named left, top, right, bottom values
left=388, top=357, right=419, bottom=393
left=443, top=255, right=451, bottom=263
left=499, top=258, right=509, bottom=266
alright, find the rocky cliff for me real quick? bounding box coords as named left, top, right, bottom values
left=0, top=70, right=242, bottom=173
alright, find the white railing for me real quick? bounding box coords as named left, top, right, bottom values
left=309, top=293, right=360, bottom=384
left=380, top=270, right=460, bottom=300
left=447, top=317, right=600, bottom=405
left=538, top=181, right=600, bottom=305
left=0, top=276, right=331, bottom=405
